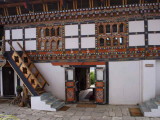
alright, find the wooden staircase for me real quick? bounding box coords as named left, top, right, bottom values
left=4, top=42, right=49, bottom=96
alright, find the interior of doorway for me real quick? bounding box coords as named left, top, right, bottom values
left=75, top=67, right=95, bottom=103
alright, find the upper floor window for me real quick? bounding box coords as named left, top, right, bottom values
left=110, top=0, right=123, bottom=6
left=58, top=40, right=62, bottom=49
left=106, top=38, right=111, bottom=46
left=119, top=37, right=124, bottom=45
left=47, top=2, right=58, bottom=11
left=52, top=41, right=56, bottom=49
left=113, top=24, right=117, bottom=33
left=119, top=24, right=124, bottom=32
left=51, top=28, right=56, bottom=36
left=100, top=38, right=104, bottom=46
left=45, top=28, right=50, bottom=36
left=77, top=0, right=90, bottom=9
left=46, top=41, right=50, bottom=49
left=99, top=25, right=104, bottom=34
left=127, top=0, right=139, bottom=4
left=8, top=7, right=17, bottom=16
left=33, top=4, right=43, bottom=13
left=40, top=29, right=44, bottom=37
left=106, top=25, right=111, bottom=33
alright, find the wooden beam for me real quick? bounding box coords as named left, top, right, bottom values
left=52, top=62, right=106, bottom=66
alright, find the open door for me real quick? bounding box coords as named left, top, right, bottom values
left=95, top=67, right=106, bottom=104
left=65, top=67, right=76, bottom=103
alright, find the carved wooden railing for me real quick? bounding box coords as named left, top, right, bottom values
left=6, top=42, right=49, bottom=95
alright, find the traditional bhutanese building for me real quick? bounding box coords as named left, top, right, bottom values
left=0, top=0, right=160, bottom=116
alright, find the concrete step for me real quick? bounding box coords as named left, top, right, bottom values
left=40, top=92, right=52, bottom=100
left=139, top=103, right=151, bottom=113
left=145, top=101, right=158, bottom=109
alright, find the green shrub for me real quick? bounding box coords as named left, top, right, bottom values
left=90, top=72, right=95, bottom=85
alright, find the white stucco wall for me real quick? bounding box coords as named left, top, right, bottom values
left=148, top=33, right=160, bottom=45
left=5, top=30, right=10, bottom=40
left=12, top=29, right=23, bottom=39
left=25, top=28, right=36, bottom=39
left=148, top=19, right=160, bottom=31
left=25, top=40, right=36, bottom=50
left=34, top=63, right=65, bottom=100
left=65, top=25, right=78, bottom=36
left=109, top=60, right=156, bottom=104
left=109, top=61, right=141, bottom=105
left=81, top=24, right=95, bottom=35
left=156, top=60, right=160, bottom=96
left=141, top=60, right=156, bottom=102
left=129, top=34, right=145, bottom=46
left=65, top=38, right=79, bottom=49
left=129, top=21, right=144, bottom=32
left=81, top=37, right=95, bottom=48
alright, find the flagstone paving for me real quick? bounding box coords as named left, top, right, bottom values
left=0, top=103, right=160, bottom=120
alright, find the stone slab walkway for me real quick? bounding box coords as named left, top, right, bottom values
left=0, top=102, right=160, bottom=120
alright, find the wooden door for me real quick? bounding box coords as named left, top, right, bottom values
left=65, top=67, right=76, bottom=103
left=2, top=67, right=15, bottom=96
left=95, top=67, right=106, bottom=104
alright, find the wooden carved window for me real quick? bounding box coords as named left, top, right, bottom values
left=46, top=41, right=50, bottom=49
left=41, top=41, right=45, bottom=50
left=119, top=37, right=124, bottom=45
left=45, top=28, right=50, bottom=36
left=106, top=25, right=110, bottom=33
left=24, top=57, right=28, bottom=63
left=119, top=24, right=124, bottom=33
left=57, top=27, right=61, bottom=36
left=52, top=41, right=56, bottom=49
left=40, top=29, right=44, bottom=37
left=99, top=25, right=104, bottom=34
left=113, top=24, right=117, bottom=33
left=51, top=28, right=56, bottom=36
left=23, top=67, right=27, bottom=74
left=106, top=38, right=111, bottom=46
left=14, top=56, right=19, bottom=63
left=58, top=40, right=62, bottom=49
left=100, top=38, right=104, bottom=46
left=113, top=37, right=118, bottom=46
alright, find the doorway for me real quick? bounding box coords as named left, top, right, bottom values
left=2, top=67, right=15, bottom=96
left=75, top=67, right=95, bottom=103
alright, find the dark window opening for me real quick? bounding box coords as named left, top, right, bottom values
left=46, top=41, right=50, bottom=49
left=127, top=0, right=139, bottom=4
left=0, top=25, right=4, bottom=40
left=51, top=28, right=55, bottom=36
left=100, top=38, right=104, bottom=46
left=14, top=56, right=19, bottom=63
left=52, top=41, right=56, bottom=49
left=66, top=1, right=73, bottom=9
left=45, top=28, right=50, bottom=36
left=41, top=41, right=45, bottom=50
left=58, top=40, right=62, bottom=49
left=120, top=37, right=124, bottom=45
left=106, top=38, right=111, bottom=46
left=57, top=27, right=61, bottom=36
left=144, top=0, right=157, bottom=3
left=113, top=37, right=118, bottom=46
left=33, top=4, right=43, bottom=13
left=31, top=79, right=35, bottom=85
left=47, top=2, right=58, bottom=11
left=24, top=57, right=28, bottom=63
left=40, top=29, right=44, bottom=37
left=0, top=42, right=2, bottom=47
left=23, top=67, right=27, bottom=74
left=0, top=8, right=4, bottom=16
left=110, top=0, right=123, bottom=6
left=8, top=7, right=17, bottom=16
left=20, top=6, right=29, bottom=14
left=113, top=24, right=117, bottom=33
left=77, top=0, right=90, bottom=9
left=119, top=24, right=124, bottom=32
left=106, top=25, right=110, bottom=33
left=93, top=0, right=102, bottom=7
left=99, top=25, right=104, bottom=34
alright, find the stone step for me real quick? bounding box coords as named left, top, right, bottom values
left=145, top=101, right=158, bottom=109
left=139, top=103, right=151, bottom=113
left=51, top=101, right=65, bottom=109
left=41, top=93, right=52, bottom=100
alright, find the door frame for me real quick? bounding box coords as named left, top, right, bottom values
left=1, top=67, right=15, bottom=96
